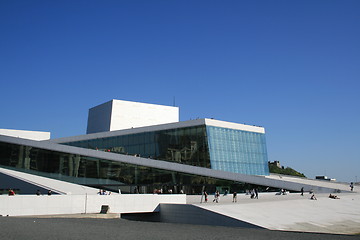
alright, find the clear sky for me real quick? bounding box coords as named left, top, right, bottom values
left=1, top=1, right=359, bottom=183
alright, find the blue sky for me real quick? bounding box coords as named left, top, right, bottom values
left=1, top=1, right=359, bottom=183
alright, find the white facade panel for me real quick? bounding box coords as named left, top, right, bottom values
left=204, top=119, right=265, bottom=134
left=0, top=129, right=50, bottom=141
left=87, top=99, right=179, bottom=134
left=110, top=100, right=179, bottom=131
left=0, top=194, right=186, bottom=216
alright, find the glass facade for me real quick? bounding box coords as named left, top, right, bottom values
left=0, top=140, right=238, bottom=194
left=0, top=122, right=270, bottom=194
left=64, top=125, right=211, bottom=168
left=207, top=126, right=269, bottom=175
left=63, top=124, right=269, bottom=176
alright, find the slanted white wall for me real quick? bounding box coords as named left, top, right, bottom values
left=0, top=129, right=50, bottom=141
left=0, top=194, right=186, bottom=216
left=87, top=99, right=179, bottom=134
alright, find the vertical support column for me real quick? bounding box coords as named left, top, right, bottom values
left=74, top=155, right=80, bottom=178
left=59, top=155, right=65, bottom=175
left=24, top=146, right=32, bottom=169
left=16, top=146, right=24, bottom=168
left=97, top=160, right=101, bottom=178
left=68, top=154, right=73, bottom=177
left=172, top=172, right=177, bottom=193
left=135, top=166, right=138, bottom=185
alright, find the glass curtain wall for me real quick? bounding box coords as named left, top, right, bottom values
left=64, top=126, right=211, bottom=168
left=64, top=125, right=269, bottom=176
left=0, top=141, right=228, bottom=194
left=206, top=126, right=269, bottom=175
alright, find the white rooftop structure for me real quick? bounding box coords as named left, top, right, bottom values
left=0, top=129, right=50, bottom=141
left=86, top=99, right=179, bottom=134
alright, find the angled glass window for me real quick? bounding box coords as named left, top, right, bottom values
left=206, top=126, right=269, bottom=175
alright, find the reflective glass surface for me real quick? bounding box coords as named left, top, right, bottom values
left=64, top=124, right=269, bottom=175
left=64, top=126, right=211, bottom=168
left=0, top=140, right=226, bottom=194
left=206, top=126, right=269, bottom=175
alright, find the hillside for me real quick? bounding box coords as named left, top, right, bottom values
left=268, top=163, right=306, bottom=178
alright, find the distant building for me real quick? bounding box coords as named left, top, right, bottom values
left=269, top=161, right=281, bottom=168
left=316, top=176, right=336, bottom=181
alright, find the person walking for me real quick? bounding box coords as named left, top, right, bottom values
left=232, top=192, right=237, bottom=202
left=213, top=191, right=220, bottom=203
left=204, top=191, right=208, bottom=202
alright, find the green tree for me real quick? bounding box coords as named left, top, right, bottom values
left=269, top=164, right=306, bottom=178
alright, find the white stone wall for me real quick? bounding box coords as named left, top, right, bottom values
left=110, top=100, right=179, bottom=131
left=0, top=194, right=186, bottom=217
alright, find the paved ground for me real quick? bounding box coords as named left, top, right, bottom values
left=188, top=192, right=360, bottom=235
left=0, top=217, right=359, bottom=240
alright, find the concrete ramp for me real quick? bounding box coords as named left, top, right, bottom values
left=192, top=193, right=360, bottom=235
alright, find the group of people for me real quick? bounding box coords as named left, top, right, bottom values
left=36, top=190, right=52, bottom=196
left=98, top=189, right=111, bottom=195
left=202, top=190, right=236, bottom=203
left=277, top=189, right=288, bottom=195
left=249, top=189, right=259, bottom=199
left=202, top=191, right=221, bottom=203
left=7, top=189, right=53, bottom=196
left=202, top=189, right=258, bottom=203
left=329, top=194, right=340, bottom=199
left=201, top=188, right=345, bottom=203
